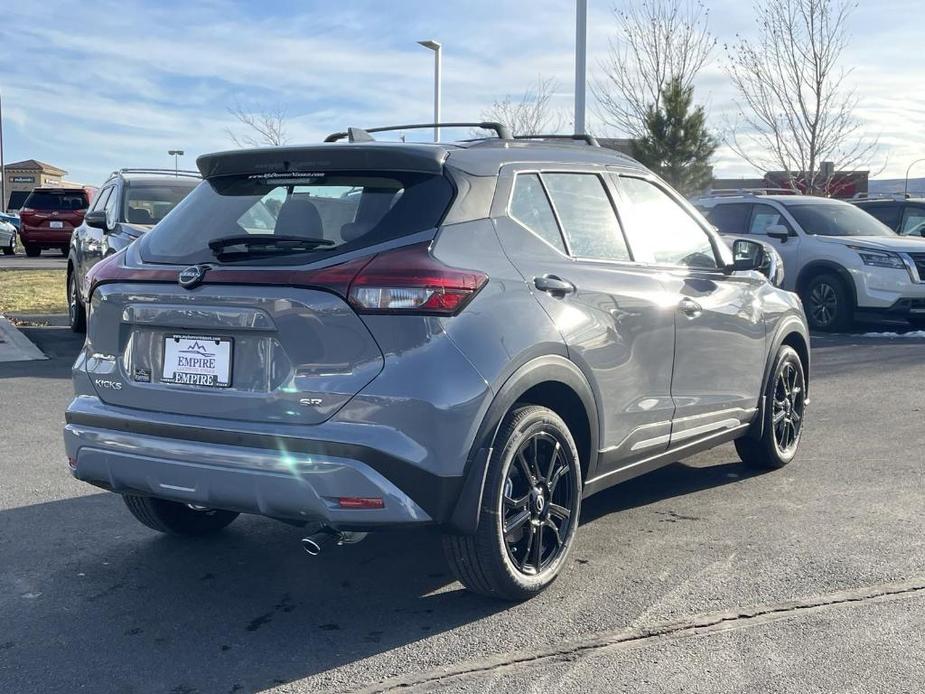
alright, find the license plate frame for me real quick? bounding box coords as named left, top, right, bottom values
left=161, top=334, right=233, bottom=388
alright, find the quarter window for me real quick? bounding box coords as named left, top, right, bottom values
left=509, top=174, right=566, bottom=252
left=541, top=173, right=630, bottom=261
left=616, top=176, right=717, bottom=269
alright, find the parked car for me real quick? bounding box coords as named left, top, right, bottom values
left=18, top=187, right=93, bottom=257
left=0, top=211, right=21, bottom=232
left=694, top=193, right=925, bottom=331
left=852, top=197, right=925, bottom=238
left=67, top=169, right=200, bottom=331
left=66, top=124, right=810, bottom=601
left=0, top=217, right=16, bottom=255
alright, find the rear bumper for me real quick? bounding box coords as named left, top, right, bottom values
left=64, top=399, right=464, bottom=529
left=19, top=226, right=73, bottom=246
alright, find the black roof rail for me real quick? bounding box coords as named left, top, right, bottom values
left=110, top=168, right=201, bottom=179
left=324, top=121, right=513, bottom=143
left=513, top=133, right=601, bottom=147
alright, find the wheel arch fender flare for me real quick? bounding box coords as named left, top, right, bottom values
left=750, top=315, right=811, bottom=441
left=446, top=354, right=600, bottom=535
left=795, top=260, right=857, bottom=307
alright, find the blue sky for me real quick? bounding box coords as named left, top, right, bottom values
left=0, top=0, right=922, bottom=186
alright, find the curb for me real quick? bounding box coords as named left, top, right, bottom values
left=0, top=315, right=49, bottom=362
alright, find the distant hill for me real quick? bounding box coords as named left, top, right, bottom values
left=869, top=178, right=925, bottom=195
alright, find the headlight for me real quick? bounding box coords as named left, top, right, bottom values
left=849, top=246, right=905, bottom=269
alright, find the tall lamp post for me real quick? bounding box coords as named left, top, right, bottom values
left=0, top=91, right=6, bottom=212
left=574, top=0, right=588, bottom=135
left=417, top=40, right=442, bottom=142
left=904, top=158, right=925, bottom=197
left=168, top=149, right=184, bottom=177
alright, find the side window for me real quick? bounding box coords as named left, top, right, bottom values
left=749, top=204, right=792, bottom=235
left=541, top=173, right=630, bottom=261
left=508, top=174, right=566, bottom=252
left=900, top=207, right=925, bottom=236
left=705, top=203, right=752, bottom=235
left=616, top=176, right=717, bottom=269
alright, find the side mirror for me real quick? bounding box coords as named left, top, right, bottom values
left=765, top=224, right=791, bottom=242
left=731, top=238, right=785, bottom=287
left=85, top=209, right=108, bottom=232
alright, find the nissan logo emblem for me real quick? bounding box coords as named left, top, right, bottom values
left=178, top=265, right=208, bottom=289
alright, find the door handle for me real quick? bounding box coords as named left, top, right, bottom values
left=678, top=297, right=703, bottom=318
left=534, top=275, right=576, bottom=296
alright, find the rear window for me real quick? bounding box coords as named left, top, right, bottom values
left=23, top=190, right=89, bottom=211
left=140, top=171, right=454, bottom=265
left=124, top=182, right=198, bottom=225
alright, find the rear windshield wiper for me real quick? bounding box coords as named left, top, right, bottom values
left=208, top=234, right=336, bottom=258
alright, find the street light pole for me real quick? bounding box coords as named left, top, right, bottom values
left=574, top=0, right=588, bottom=135
left=168, top=149, right=184, bottom=177
left=904, top=158, right=925, bottom=197
left=417, top=40, right=442, bottom=142
left=0, top=91, right=6, bottom=213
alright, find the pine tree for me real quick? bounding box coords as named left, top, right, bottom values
left=631, top=77, right=717, bottom=196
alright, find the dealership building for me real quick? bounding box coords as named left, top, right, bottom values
left=2, top=159, right=77, bottom=211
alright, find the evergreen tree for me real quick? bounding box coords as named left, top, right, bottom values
left=631, top=77, right=717, bottom=196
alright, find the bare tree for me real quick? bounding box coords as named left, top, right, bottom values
left=594, top=0, right=715, bottom=138
left=226, top=101, right=289, bottom=147
left=481, top=77, right=565, bottom=136
left=725, top=0, right=876, bottom=194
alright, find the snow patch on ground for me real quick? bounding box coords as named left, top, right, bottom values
left=860, top=331, right=925, bottom=338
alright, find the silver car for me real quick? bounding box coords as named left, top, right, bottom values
left=66, top=124, right=811, bottom=601
left=0, top=217, right=16, bottom=255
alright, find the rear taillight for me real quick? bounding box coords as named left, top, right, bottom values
left=345, top=243, right=488, bottom=315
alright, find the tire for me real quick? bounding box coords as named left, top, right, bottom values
left=2, top=236, right=14, bottom=255
left=801, top=273, right=852, bottom=332
left=24, top=244, right=40, bottom=258
left=443, top=405, right=582, bottom=601
left=123, top=495, right=239, bottom=536
left=735, top=345, right=806, bottom=470
left=67, top=270, right=86, bottom=333
left=60, top=246, right=69, bottom=257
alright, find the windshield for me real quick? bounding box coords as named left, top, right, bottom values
left=124, top=182, right=198, bottom=225
left=140, top=171, right=453, bottom=265
left=23, top=190, right=89, bottom=211
left=788, top=201, right=896, bottom=237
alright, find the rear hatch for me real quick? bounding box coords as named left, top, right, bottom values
left=19, top=189, right=89, bottom=232
left=83, top=144, right=457, bottom=425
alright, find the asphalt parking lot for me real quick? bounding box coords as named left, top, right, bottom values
left=1, top=324, right=923, bottom=693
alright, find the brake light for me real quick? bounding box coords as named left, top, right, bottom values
left=346, top=243, right=487, bottom=315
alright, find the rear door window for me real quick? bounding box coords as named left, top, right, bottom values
left=705, top=203, right=752, bottom=234
left=749, top=204, right=793, bottom=235
left=140, top=171, right=454, bottom=265
left=541, top=173, right=630, bottom=261
left=23, top=190, right=89, bottom=210
left=508, top=174, right=566, bottom=252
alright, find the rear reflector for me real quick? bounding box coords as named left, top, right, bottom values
left=346, top=243, right=487, bottom=315
left=337, top=497, right=385, bottom=510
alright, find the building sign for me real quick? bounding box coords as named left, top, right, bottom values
left=11, top=176, right=35, bottom=184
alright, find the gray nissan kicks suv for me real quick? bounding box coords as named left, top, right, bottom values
left=65, top=124, right=810, bottom=601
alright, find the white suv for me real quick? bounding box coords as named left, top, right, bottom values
left=695, top=194, right=925, bottom=331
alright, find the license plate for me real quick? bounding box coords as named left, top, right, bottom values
left=49, top=221, right=64, bottom=229
left=162, top=335, right=233, bottom=388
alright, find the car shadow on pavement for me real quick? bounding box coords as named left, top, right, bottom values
left=1, top=456, right=761, bottom=693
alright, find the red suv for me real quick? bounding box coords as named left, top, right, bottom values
left=19, top=187, right=94, bottom=257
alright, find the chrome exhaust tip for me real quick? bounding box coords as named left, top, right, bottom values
left=301, top=529, right=367, bottom=556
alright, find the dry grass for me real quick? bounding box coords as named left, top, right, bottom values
left=0, top=269, right=67, bottom=315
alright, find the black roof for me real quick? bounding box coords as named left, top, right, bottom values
left=197, top=139, right=647, bottom=180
